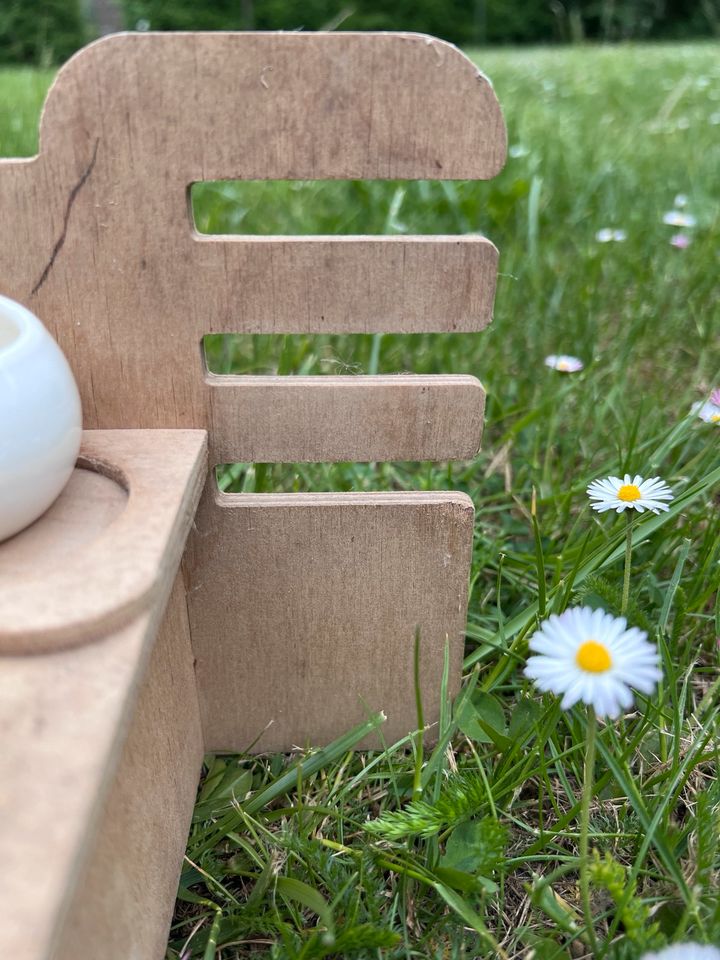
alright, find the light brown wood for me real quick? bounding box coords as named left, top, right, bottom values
left=208, top=373, right=486, bottom=463
left=52, top=574, right=204, bottom=960
left=0, top=569, right=201, bottom=960
left=0, top=32, right=505, bottom=442
left=186, top=486, right=474, bottom=752
left=0, top=429, right=207, bottom=653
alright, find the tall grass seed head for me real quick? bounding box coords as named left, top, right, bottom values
left=524, top=606, right=662, bottom=718
left=587, top=474, right=674, bottom=514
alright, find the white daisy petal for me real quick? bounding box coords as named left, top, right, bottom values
left=523, top=606, right=662, bottom=718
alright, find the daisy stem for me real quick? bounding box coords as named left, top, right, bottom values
left=621, top=514, right=633, bottom=617
left=580, top=706, right=599, bottom=954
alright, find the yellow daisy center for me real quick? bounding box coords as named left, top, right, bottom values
left=576, top=640, right=612, bottom=673
left=711, top=413, right=720, bottom=423
left=617, top=483, right=641, bottom=502
left=558, top=360, right=570, bottom=370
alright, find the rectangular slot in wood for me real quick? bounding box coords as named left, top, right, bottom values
left=190, top=179, right=491, bottom=236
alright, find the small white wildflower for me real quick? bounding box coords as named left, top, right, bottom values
left=524, top=606, right=662, bottom=718
left=670, top=233, right=692, bottom=249
left=663, top=210, right=697, bottom=227
left=587, top=474, right=674, bottom=514
left=673, top=193, right=688, bottom=208
left=595, top=228, right=626, bottom=243
left=694, top=400, right=720, bottom=424
left=544, top=354, right=584, bottom=373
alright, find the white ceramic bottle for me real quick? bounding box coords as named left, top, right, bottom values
left=0, top=295, right=82, bottom=542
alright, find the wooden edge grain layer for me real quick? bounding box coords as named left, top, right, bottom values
left=51, top=573, right=204, bottom=960
left=0, top=430, right=208, bottom=654
left=214, top=488, right=477, bottom=509
left=0, top=574, right=200, bottom=960
left=206, top=374, right=486, bottom=463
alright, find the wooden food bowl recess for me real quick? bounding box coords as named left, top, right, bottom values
left=0, top=32, right=506, bottom=960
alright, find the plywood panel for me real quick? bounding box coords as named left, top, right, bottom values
left=207, top=373, right=486, bottom=463
left=53, top=575, right=204, bottom=960
left=0, top=584, right=184, bottom=960
left=0, top=33, right=505, bottom=436
left=186, top=489, right=474, bottom=752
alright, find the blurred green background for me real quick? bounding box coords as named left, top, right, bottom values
left=1, top=0, right=720, bottom=66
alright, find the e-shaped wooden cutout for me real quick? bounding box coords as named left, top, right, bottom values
left=0, top=31, right=505, bottom=458
left=0, top=32, right=507, bottom=960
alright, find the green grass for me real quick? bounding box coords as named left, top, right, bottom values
left=3, top=41, right=720, bottom=960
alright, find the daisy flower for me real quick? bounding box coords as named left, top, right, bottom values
left=710, top=388, right=720, bottom=406
left=524, top=606, right=661, bottom=718
left=695, top=400, right=720, bottom=424
left=587, top=474, right=674, bottom=514
left=663, top=210, right=697, bottom=228
left=670, top=233, right=691, bottom=249
left=545, top=354, right=584, bottom=373
left=595, top=228, right=626, bottom=242
left=640, top=946, right=720, bottom=960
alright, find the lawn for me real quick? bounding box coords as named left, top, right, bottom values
left=3, top=41, right=720, bottom=959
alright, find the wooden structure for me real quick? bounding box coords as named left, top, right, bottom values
left=0, top=32, right=506, bottom=959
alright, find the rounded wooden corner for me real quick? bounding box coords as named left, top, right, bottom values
left=0, top=430, right=207, bottom=656
left=39, top=31, right=507, bottom=180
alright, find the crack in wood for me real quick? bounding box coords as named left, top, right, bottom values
left=31, top=138, right=100, bottom=297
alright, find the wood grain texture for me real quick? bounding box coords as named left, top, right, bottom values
left=0, top=429, right=207, bottom=653
left=53, top=574, right=204, bottom=960
left=186, top=487, right=474, bottom=752
left=0, top=32, right=505, bottom=441
left=0, top=571, right=198, bottom=960
left=207, top=373, right=486, bottom=463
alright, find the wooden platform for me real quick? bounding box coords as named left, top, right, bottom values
left=0, top=431, right=207, bottom=960
left=0, top=430, right=207, bottom=652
